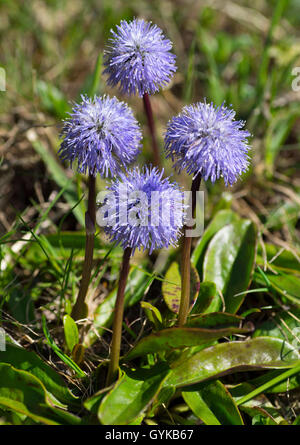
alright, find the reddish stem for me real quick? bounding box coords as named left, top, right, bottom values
left=143, top=93, right=161, bottom=168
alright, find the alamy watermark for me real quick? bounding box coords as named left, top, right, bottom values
left=0, top=67, right=6, bottom=92
left=291, top=67, right=300, bottom=91
left=0, top=328, right=6, bottom=351
left=96, top=188, right=204, bottom=237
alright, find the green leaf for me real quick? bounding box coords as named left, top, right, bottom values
left=42, top=315, right=85, bottom=378
left=162, top=261, right=200, bottom=314
left=25, top=231, right=106, bottom=263
left=43, top=232, right=104, bottom=250
left=0, top=343, right=78, bottom=406
left=182, top=391, right=220, bottom=425
left=126, top=325, right=253, bottom=360
left=203, top=219, right=257, bottom=313
left=189, top=281, right=217, bottom=314
left=191, top=209, right=240, bottom=276
left=187, top=312, right=243, bottom=329
left=183, top=380, right=243, bottom=425
left=165, top=337, right=300, bottom=388
left=140, top=301, right=163, bottom=329
left=0, top=363, right=80, bottom=425
left=63, top=315, right=79, bottom=353
left=98, top=364, right=170, bottom=425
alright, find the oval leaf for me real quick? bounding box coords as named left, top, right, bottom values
left=63, top=315, right=79, bottom=352
left=191, top=209, right=240, bottom=275
left=183, top=380, right=243, bottom=425
left=189, top=282, right=216, bottom=315
left=98, top=364, right=170, bottom=425
left=203, top=219, right=257, bottom=313
left=187, top=312, right=243, bottom=329
left=166, top=337, right=300, bottom=388
left=162, top=261, right=200, bottom=314
left=0, top=363, right=80, bottom=425
left=0, top=343, right=78, bottom=406
left=126, top=325, right=253, bottom=360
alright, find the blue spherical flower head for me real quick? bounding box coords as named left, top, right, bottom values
left=59, top=94, right=142, bottom=177
left=103, top=166, right=185, bottom=254
left=103, top=19, right=177, bottom=97
left=165, top=102, right=251, bottom=186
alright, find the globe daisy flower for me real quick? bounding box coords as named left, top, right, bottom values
left=59, top=94, right=141, bottom=321
left=59, top=94, right=142, bottom=177
left=103, top=18, right=177, bottom=97
left=103, top=166, right=185, bottom=254
left=104, top=166, right=185, bottom=384
left=165, top=101, right=251, bottom=186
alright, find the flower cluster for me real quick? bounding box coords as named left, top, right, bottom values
left=59, top=19, right=251, bottom=253
left=103, top=166, right=185, bottom=254
left=59, top=94, right=142, bottom=177
left=103, top=18, right=177, bottom=96
left=165, top=101, right=250, bottom=186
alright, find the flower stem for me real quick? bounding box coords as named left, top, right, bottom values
left=143, top=92, right=161, bottom=168
left=106, top=247, right=132, bottom=386
left=178, top=174, right=202, bottom=327
left=71, top=174, right=96, bottom=321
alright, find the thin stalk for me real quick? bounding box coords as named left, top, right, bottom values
left=106, top=247, right=132, bottom=385
left=71, top=174, right=96, bottom=321
left=237, top=363, right=300, bottom=406
left=178, top=174, right=202, bottom=327
left=143, top=92, right=161, bottom=168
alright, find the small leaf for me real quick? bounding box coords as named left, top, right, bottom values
left=0, top=343, right=78, bottom=406
left=0, top=364, right=80, bottom=425
left=183, top=380, right=243, bottom=425
left=126, top=325, right=252, bottom=360
left=187, top=312, right=243, bottom=329
left=98, top=364, right=170, bottom=425
left=189, top=281, right=217, bottom=314
left=162, top=261, right=200, bottom=314
left=166, top=337, right=300, bottom=388
left=183, top=391, right=220, bottom=425
left=42, top=315, right=85, bottom=378
left=140, top=301, right=163, bottom=329
left=203, top=219, right=257, bottom=313
left=191, top=209, right=240, bottom=275
left=63, top=315, right=79, bottom=353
